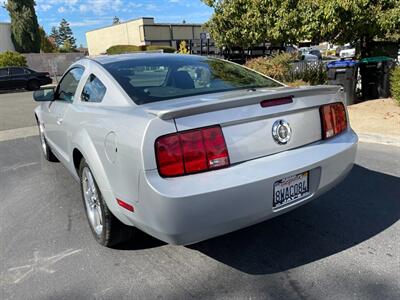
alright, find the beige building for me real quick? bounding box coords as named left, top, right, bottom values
left=0, top=23, right=15, bottom=52
left=86, top=17, right=215, bottom=56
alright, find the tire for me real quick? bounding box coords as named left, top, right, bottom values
left=79, top=158, right=135, bottom=247
left=38, top=122, right=59, bottom=162
left=27, top=79, right=40, bottom=91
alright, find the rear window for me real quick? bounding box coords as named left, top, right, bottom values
left=103, top=55, right=282, bottom=104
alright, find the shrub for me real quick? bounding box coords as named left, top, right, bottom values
left=301, top=63, right=328, bottom=85
left=106, top=45, right=176, bottom=55
left=178, top=41, right=190, bottom=54
left=145, top=45, right=176, bottom=53
left=245, top=53, right=293, bottom=82
left=0, top=51, right=27, bottom=67
left=245, top=53, right=327, bottom=85
left=106, top=45, right=142, bottom=55
left=391, top=66, right=400, bottom=105
left=286, top=80, right=308, bottom=87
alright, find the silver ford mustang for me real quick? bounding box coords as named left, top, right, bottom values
left=33, top=54, right=358, bottom=247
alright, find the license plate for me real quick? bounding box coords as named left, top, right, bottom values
left=273, top=172, right=310, bottom=208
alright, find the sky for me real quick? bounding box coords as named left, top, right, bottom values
left=0, top=0, right=214, bottom=47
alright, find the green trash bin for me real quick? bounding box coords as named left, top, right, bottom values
left=359, top=56, right=394, bottom=100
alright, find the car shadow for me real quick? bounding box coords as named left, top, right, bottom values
left=113, top=229, right=166, bottom=250
left=113, top=164, right=399, bottom=273
left=187, top=164, right=400, bottom=274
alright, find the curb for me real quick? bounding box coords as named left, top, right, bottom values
left=357, top=133, right=400, bottom=147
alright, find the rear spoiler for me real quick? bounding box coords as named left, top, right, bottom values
left=148, top=86, right=342, bottom=120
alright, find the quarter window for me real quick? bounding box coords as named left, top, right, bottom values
left=81, top=74, right=107, bottom=103
left=0, top=69, right=8, bottom=77
left=57, top=67, right=84, bottom=102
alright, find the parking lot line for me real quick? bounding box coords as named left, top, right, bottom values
left=0, top=126, right=38, bottom=142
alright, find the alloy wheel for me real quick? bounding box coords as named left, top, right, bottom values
left=81, top=167, right=103, bottom=236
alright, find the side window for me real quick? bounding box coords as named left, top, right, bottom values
left=9, top=67, right=25, bottom=76
left=0, top=68, right=8, bottom=77
left=81, top=74, right=107, bottom=103
left=57, top=67, right=84, bottom=102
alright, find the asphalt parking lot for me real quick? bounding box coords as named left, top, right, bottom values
left=0, top=92, right=399, bottom=300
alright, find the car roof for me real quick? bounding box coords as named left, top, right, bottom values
left=90, top=53, right=205, bottom=66
left=0, top=66, right=25, bottom=69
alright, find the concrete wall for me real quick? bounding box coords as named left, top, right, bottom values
left=0, top=23, right=15, bottom=52
left=23, top=53, right=85, bottom=76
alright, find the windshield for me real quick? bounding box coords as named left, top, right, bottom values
left=103, top=55, right=282, bottom=104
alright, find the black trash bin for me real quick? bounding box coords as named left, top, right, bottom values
left=327, top=60, right=358, bottom=105
left=359, top=56, right=394, bottom=100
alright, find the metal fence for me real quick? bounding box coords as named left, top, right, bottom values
left=291, top=60, right=335, bottom=74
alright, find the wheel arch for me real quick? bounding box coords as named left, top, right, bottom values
left=71, top=130, right=131, bottom=225
left=72, top=148, right=83, bottom=175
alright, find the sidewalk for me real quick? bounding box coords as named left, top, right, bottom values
left=347, top=98, right=400, bottom=147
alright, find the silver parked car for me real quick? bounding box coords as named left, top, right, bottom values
left=34, top=54, right=358, bottom=247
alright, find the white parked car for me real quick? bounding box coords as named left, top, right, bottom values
left=397, top=49, right=400, bottom=65
left=339, top=44, right=356, bottom=58
left=299, top=48, right=322, bottom=61
left=33, top=54, right=358, bottom=247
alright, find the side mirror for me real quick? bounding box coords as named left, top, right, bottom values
left=33, top=87, right=55, bottom=102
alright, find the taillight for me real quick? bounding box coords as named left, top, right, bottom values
left=320, top=102, right=347, bottom=139
left=155, top=125, right=230, bottom=177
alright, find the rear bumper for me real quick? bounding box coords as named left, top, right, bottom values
left=39, top=77, right=53, bottom=85
left=130, top=129, right=358, bottom=245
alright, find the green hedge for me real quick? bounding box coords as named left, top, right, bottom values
left=106, top=45, right=143, bottom=54
left=145, top=45, right=176, bottom=53
left=0, top=51, right=27, bottom=67
left=106, top=45, right=176, bottom=55
left=390, top=66, right=400, bottom=105
left=245, top=53, right=293, bottom=82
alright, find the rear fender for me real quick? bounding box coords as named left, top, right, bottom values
left=71, top=129, right=132, bottom=225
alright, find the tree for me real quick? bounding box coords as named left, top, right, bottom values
left=202, top=0, right=263, bottom=49
left=304, top=0, right=400, bottom=57
left=39, top=27, right=56, bottom=53
left=58, top=19, right=76, bottom=51
left=60, top=40, right=74, bottom=53
left=112, top=16, right=121, bottom=25
left=5, top=0, right=41, bottom=53
left=49, top=26, right=62, bottom=48
left=203, top=0, right=400, bottom=57
left=178, top=41, right=190, bottom=54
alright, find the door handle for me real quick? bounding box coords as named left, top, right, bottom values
left=57, top=118, right=63, bottom=125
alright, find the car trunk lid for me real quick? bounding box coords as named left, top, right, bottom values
left=143, top=85, right=343, bottom=164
